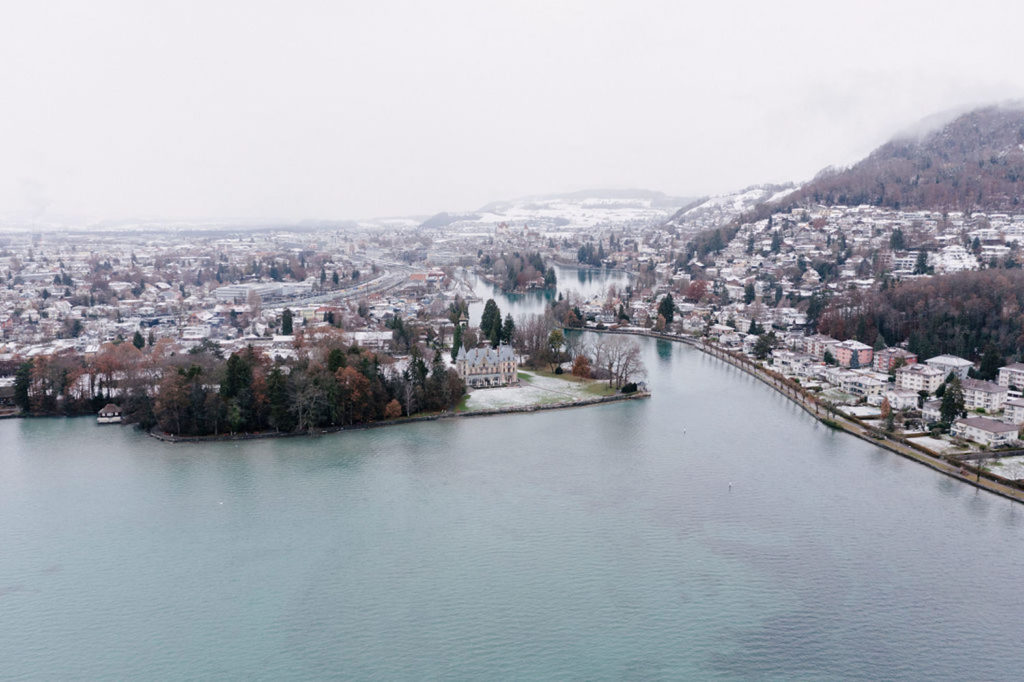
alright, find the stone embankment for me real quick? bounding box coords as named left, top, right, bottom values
left=580, top=325, right=1024, bottom=505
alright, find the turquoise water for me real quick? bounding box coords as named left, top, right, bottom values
left=3, top=336, right=1024, bottom=679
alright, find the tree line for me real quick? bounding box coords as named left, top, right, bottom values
left=13, top=330, right=465, bottom=436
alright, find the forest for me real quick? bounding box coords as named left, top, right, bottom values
left=12, top=329, right=465, bottom=437
left=816, top=269, right=1024, bottom=362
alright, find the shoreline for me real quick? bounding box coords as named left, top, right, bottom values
left=148, top=390, right=650, bottom=443
left=581, top=325, right=1024, bottom=505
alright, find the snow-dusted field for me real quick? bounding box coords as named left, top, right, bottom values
left=984, top=456, right=1024, bottom=480
left=462, top=370, right=607, bottom=411
left=905, top=435, right=964, bottom=454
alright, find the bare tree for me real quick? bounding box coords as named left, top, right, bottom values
left=593, top=336, right=646, bottom=388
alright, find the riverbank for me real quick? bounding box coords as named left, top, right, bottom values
left=149, top=389, right=649, bottom=443
left=581, top=325, right=1024, bottom=505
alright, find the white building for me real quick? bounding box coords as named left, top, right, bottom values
left=925, top=355, right=974, bottom=381
left=896, top=363, right=945, bottom=394
left=961, top=378, right=1007, bottom=413
left=997, top=363, right=1024, bottom=391
left=455, top=344, right=518, bottom=388
left=1003, top=397, right=1024, bottom=425
left=951, top=416, right=1019, bottom=447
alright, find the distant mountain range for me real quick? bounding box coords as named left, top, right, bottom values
left=415, top=189, right=696, bottom=231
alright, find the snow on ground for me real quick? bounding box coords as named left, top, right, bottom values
left=843, top=405, right=881, bottom=418
left=986, top=455, right=1024, bottom=480
left=462, top=370, right=605, bottom=411
left=905, top=435, right=965, bottom=454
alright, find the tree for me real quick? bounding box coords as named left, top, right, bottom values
left=978, top=343, right=1001, bottom=381
left=940, top=376, right=965, bottom=427
left=14, top=360, right=32, bottom=411
left=132, top=330, right=145, bottom=350
left=450, top=324, right=463, bottom=363
left=913, top=250, right=930, bottom=275
left=823, top=349, right=837, bottom=366
left=657, top=293, right=676, bottom=324
left=571, top=354, right=591, bottom=378
left=744, top=281, right=755, bottom=305
left=384, top=398, right=402, bottom=419
left=501, top=314, right=516, bottom=345
left=685, top=280, right=708, bottom=302
left=547, top=329, right=564, bottom=371
left=480, top=299, right=502, bottom=347
left=281, top=308, right=294, bottom=336
left=753, top=332, right=776, bottom=360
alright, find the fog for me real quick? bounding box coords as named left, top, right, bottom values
left=2, top=0, right=1024, bottom=225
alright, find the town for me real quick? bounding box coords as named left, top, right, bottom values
left=3, top=192, right=1024, bottom=480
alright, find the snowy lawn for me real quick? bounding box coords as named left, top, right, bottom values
left=905, top=435, right=967, bottom=454
left=985, top=456, right=1024, bottom=480
left=461, top=370, right=615, bottom=411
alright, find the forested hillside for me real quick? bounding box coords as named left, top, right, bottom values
left=774, top=106, right=1024, bottom=212
left=817, top=270, right=1024, bottom=362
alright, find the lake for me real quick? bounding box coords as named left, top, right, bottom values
left=2, top=269, right=1024, bottom=679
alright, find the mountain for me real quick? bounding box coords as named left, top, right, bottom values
left=664, top=183, right=797, bottom=234
left=771, top=105, right=1024, bottom=212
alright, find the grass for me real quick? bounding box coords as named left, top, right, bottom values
left=517, top=372, right=533, bottom=382
left=454, top=394, right=471, bottom=412
left=583, top=382, right=617, bottom=397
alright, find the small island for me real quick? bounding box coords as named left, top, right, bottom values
left=477, top=250, right=557, bottom=293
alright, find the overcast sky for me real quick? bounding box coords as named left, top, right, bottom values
left=2, top=0, right=1024, bottom=225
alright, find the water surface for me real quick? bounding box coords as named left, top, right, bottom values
left=3, top=334, right=1023, bottom=679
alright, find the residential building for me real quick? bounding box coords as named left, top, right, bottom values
left=895, top=363, right=945, bottom=394
left=873, top=347, right=917, bottom=373
left=922, top=399, right=942, bottom=424
left=835, top=339, right=873, bottom=368
left=804, top=334, right=840, bottom=360
left=1003, top=397, right=1024, bottom=425
left=951, top=416, right=1019, bottom=447
left=455, top=344, right=518, bottom=388
left=997, top=363, right=1024, bottom=391
left=961, top=378, right=1008, bottom=412
left=925, top=354, right=974, bottom=380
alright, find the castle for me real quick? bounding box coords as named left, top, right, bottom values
left=455, top=344, right=518, bottom=388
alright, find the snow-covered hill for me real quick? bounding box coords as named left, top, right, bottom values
left=664, top=183, right=797, bottom=234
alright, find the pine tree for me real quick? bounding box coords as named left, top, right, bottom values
left=450, top=324, right=463, bottom=363
left=501, top=314, right=515, bottom=345
left=657, top=293, right=675, bottom=324
left=940, top=376, right=965, bottom=426
left=281, top=308, right=294, bottom=335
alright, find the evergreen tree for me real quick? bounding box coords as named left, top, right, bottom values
left=132, top=330, right=145, bottom=349
left=480, top=299, right=502, bottom=347
left=14, top=360, right=32, bottom=411
left=978, top=343, right=1002, bottom=381
left=657, top=293, right=676, bottom=324
left=743, top=281, right=755, bottom=305
left=281, top=308, right=294, bottom=335
left=501, top=313, right=515, bottom=345
left=940, top=376, right=965, bottom=426
left=450, top=324, right=463, bottom=363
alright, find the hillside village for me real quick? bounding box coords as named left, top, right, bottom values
left=7, top=104, right=1024, bottom=457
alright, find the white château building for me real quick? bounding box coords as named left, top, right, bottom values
left=455, top=345, right=518, bottom=388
